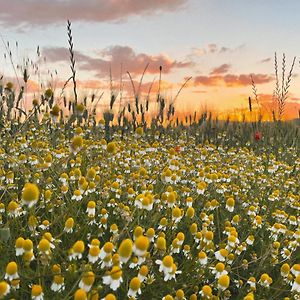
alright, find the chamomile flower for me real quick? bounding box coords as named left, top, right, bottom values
left=133, top=235, right=149, bottom=257
left=79, top=271, right=95, bottom=292
left=15, top=237, right=25, bottom=256
left=218, top=274, right=230, bottom=291
left=71, top=240, right=85, bottom=260
left=5, top=262, right=19, bottom=281
left=31, top=284, right=44, bottom=300
left=64, top=217, right=74, bottom=233
left=258, top=273, right=273, bottom=287
left=212, top=263, right=228, bottom=279
left=156, top=255, right=174, bottom=274
left=118, top=239, right=133, bottom=263
left=138, top=265, right=149, bottom=282
left=0, top=281, right=10, bottom=298
left=291, top=264, right=300, bottom=276
left=199, top=285, right=213, bottom=299
left=127, top=277, right=141, bottom=298
left=86, top=201, right=96, bottom=217
left=21, top=183, right=40, bottom=208
left=51, top=275, right=65, bottom=292
left=102, top=266, right=123, bottom=291
left=88, top=239, right=101, bottom=263
left=74, top=288, right=87, bottom=300
left=292, top=275, right=300, bottom=293
left=215, top=248, right=229, bottom=262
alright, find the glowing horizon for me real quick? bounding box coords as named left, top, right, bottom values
left=0, top=0, right=300, bottom=120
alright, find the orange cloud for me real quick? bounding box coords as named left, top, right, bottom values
left=43, top=46, right=192, bottom=77
left=194, top=73, right=273, bottom=87
left=0, top=0, right=188, bottom=27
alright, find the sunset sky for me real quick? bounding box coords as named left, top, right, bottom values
left=0, top=0, right=300, bottom=120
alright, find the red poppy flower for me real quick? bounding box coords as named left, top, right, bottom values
left=175, top=146, right=181, bottom=153
left=254, top=131, right=262, bottom=141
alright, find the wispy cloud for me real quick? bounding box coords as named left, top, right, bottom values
left=190, top=43, right=245, bottom=57
left=259, top=57, right=272, bottom=63
left=0, top=0, right=188, bottom=28
left=194, top=73, right=273, bottom=87
left=210, top=64, right=231, bottom=75
left=43, top=45, right=192, bottom=77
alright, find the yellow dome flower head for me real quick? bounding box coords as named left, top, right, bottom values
left=74, top=288, right=87, bottom=300
left=71, top=240, right=85, bottom=260
left=79, top=271, right=95, bottom=292
left=44, top=88, right=53, bottom=98
left=32, top=98, right=39, bottom=106
left=259, top=273, right=273, bottom=287
left=38, top=238, right=51, bottom=255
left=107, top=142, right=117, bottom=154
left=281, top=263, right=290, bottom=277
left=64, top=217, right=74, bottom=233
left=50, top=104, right=60, bottom=117
left=31, top=284, right=44, bottom=299
left=118, top=239, right=133, bottom=263
left=103, top=293, right=116, bottom=300
left=218, top=274, right=230, bottom=290
left=0, top=281, right=10, bottom=298
left=71, top=136, right=83, bottom=153
left=5, top=81, right=14, bottom=91
left=138, top=265, right=149, bottom=281
left=133, top=236, right=149, bottom=256
left=5, top=261, right=19, bottom=281
left=75, top=103, right=85, bottom=115
left=21, top=183, right=40, bottom=208
left=156, top=255, right=174, bottom=274
left=51, top=274, right=65, bottom=292
left=102, top=266, right=123, bottom=291
left=128, top=277, right=141, bottom=298
left=292, top=275, right=300, bottom=293
left=156, top=236, right=167, bottom=251
left=15, top=237, right=25, bottom=256
left=200, top=285, right=212, bottom=298
left=175, top=289, right=185, bottom=299
left=135, top=127, right=144, bottom=137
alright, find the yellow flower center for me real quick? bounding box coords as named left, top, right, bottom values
left=118, top=239, right=133, bottom=258
left=6, top=262, right=17, bottom=275
left=110, top=266, right=122, bottom=280
left=129, top=277, right=141, bottom=291
left=31, top=284, right=43, bottom=296
left=134, top=236, right=149, bottom=251
left=162, top=255, right=174, bottom=268
left=22, top=183, right=39, bottom=202
left=74, top=288, right=87, bottom=300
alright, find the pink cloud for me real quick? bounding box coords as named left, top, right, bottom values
left=0, top=0, right=188, bottom=27
left=43, top=45, right=192, bottom=77
left=194, top=73, right=273, bottom=87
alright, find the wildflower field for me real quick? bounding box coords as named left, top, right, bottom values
left=0, top=21, right=299, bottom=300
left=0, top=93, right=299, bottom=300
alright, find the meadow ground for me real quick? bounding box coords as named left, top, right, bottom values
left=0, top=113, right=299, bottom=300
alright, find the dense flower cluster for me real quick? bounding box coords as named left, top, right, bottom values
left=0, top=123, right=299, bottom=299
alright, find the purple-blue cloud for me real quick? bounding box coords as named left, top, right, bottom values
left=43, top=45, right=193, bottom=77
